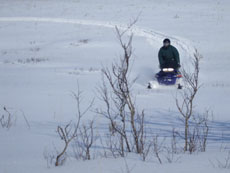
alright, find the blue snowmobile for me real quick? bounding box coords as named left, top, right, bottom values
left=147, top=68, right=182, bottom=89
left=156, top=68, right=182, bottom=88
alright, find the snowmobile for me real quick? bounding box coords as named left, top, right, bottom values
left=147, top=68, right=183, bottom=89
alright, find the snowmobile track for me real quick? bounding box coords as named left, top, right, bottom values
left=0, top=17, right=196, bottom=58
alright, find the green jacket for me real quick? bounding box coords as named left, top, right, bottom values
left=158, top=45, right=180, bottom=68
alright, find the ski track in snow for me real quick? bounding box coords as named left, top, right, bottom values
left=1, top=17, right=228, bottom=144
left=0, top=17, right=196, bottom=59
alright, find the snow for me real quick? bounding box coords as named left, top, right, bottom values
left=0, top=0, right=230, bottom=172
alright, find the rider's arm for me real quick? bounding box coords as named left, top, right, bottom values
left=158, top=49, right=164, bottom=67
left=173, top=47, right=180, bottom=65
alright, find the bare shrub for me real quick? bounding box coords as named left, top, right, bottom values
left=210, top=151, right=230, bottom=169
left=136, top=111, right=152, bottom=161
left=73, top=120, right=98, bottom=160
left=105, top=130, right=128, bottom=158
left=0, top=107, right=15, bottom=129
left=170, top=128, right=180, bottom=154
left=98, top=80, right=131, bottom=156
left=140, top=138, right=152, bottom=161
left=55, top=87, right=94, bottom=166
left=153, top=135, right=164, bottom=164
left=176, top=51, right=211, bottom=154
left=198, top=110, right=210, bottom=152
left=187, top=110, right=210, bottom=153
left=0, top=107, right=30, bottom=130
left=43, top=149, right=56, bottom=168
left=176, top=50, right=202, bottom=152
left=55, top=122, right=75, bottom=166
left=98, top=23, right=135, bottom=153
left=98, top=19, right=148, bottom=157
left=164, top=128, right=181, bottom=163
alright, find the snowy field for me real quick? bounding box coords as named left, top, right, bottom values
left=0, top=0, right=230, bottom=172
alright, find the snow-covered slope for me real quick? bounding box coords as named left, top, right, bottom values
left=0, top=0, right=229, bottom=172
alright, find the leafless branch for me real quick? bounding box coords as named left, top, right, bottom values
left=0, top=107, right=15, bottom=129
left=55, top=86, right=94, bottom=166
left=73, top=120, right=97, bottom=160
left=175, top=50, right=203, bottom=152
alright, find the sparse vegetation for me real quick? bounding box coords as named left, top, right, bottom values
left=0, top=107, right=15, bottom=129
left=175, top=50, right=211, bottom=153
left=17, top=57, right=48, bottom=64
left=55, top=86, right=94, bottom=166
left=210, top=151, right=230, bottom=169
left=73, top=120, right=98, bottom=160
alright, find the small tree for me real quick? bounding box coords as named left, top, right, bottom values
left=55, top=87, right=93, bottom=166
left=176, top=50, right=202, bottom=152
left=73, top=120, right=97, bottom=160
left=98, top=19, right=146, bottom=155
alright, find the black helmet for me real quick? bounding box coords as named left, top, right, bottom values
left=163, top=38, right=171, bottom=44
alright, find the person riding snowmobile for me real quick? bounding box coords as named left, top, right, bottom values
left=147, top=39, right=182, bottom=89
left=158, top=38, right=180, bottom=70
